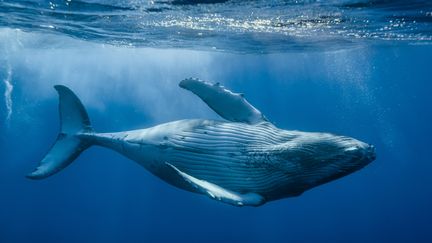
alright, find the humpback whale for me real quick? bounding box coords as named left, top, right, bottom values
left=27, top=78, right=376, bottom=206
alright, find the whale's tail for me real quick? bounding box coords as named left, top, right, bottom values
left=27, top=85, right=94, bottom=179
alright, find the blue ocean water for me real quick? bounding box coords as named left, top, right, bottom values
left=1, top=1, right=432, bottom=242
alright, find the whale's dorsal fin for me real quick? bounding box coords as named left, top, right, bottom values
left=166, top=163, right=265, bottom=207
left=179, top=78, right=267, bottom=124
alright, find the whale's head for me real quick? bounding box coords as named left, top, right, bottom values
left=277, top=132, right=376, bottom=193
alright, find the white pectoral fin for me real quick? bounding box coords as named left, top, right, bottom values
left=179, top=78, right=267, bottom=124
left=166, top=163, right=265, bottom=207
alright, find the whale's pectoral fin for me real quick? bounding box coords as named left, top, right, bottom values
left=166, top=163, right=265, bottom=207
left=179, top=78, right=268, bottom=125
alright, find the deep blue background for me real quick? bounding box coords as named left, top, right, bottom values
left=1, top=35, right=432, bottom=242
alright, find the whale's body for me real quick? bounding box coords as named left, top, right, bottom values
left=28, top=79, right=376, bottom=206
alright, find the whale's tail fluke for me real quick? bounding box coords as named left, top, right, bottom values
left=27, top=85, right=94, bottom=179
